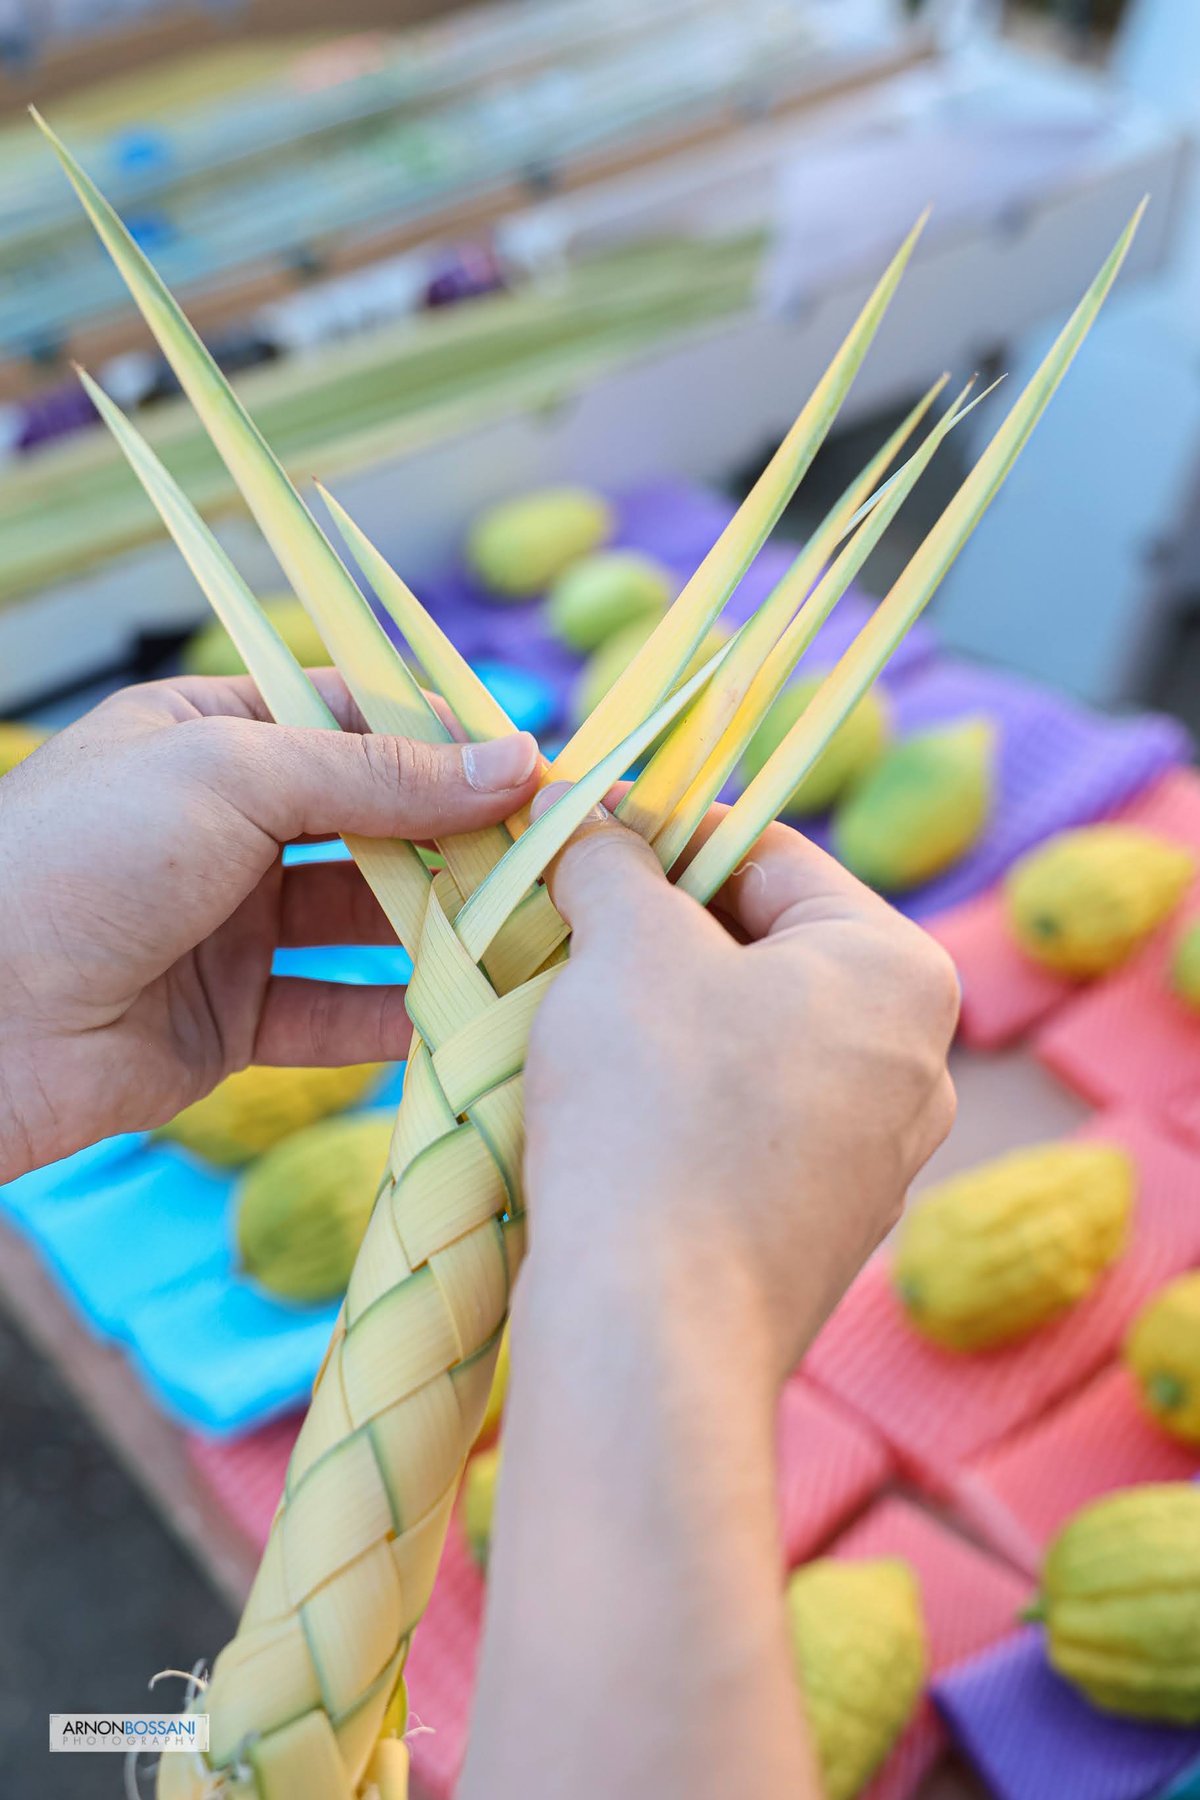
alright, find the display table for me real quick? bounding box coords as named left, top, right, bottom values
left=0, top=1043, right=1093, bottom=1800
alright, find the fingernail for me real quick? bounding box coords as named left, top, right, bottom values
left=530, top=781, right=569, bottom=821
left=530, top=781, right=608, bottom=826
left=463, top=732, right=539, bottom=793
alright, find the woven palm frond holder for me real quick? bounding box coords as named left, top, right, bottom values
left=32, top=110, right=1142, bottom=1800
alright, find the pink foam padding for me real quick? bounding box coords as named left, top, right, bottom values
left=928, top=768, right=1200, bottom=1052
left=927, top=888, right=1075, bottom=1050
left=804, top=1109, right=1200, bottom=1491
left=830, top=1496, right=1031, bottom=1800
left=776, top=1375, right=894, bottom=1568
left=187, top=1413, right=300, bottom=1549
left=406, top=1513, right=487, bottom=1800
left=1034, top=773, right=1200, bottom=1140
left=953, top=1364, right=1200, bottom=1577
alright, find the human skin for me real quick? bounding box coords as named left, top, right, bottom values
left=462, top=797, right=958, bottom=1800
left=0, top=677, right=958, bottom=1798
left=0, top=672, right=540, bottom=1179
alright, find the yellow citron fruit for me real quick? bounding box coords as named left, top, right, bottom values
left=1032, top=1484, right=1200, bottom=1724
left=786, top=1558, right=927, bottom=1800
left=1125, top=1272, right=1200, bottom=1445
left=832, top=719, right=994, bottom=893
left=1006, top=825, right=1195, bottom=979
left=0, top=721, right=47, bottom=775
left=894, top=1140, right=1135, bottom=1352
left=1170, top=919, right=1200, bottom=1012
left=466, top=486, right=613, bottom=599
left=545, top=549, right=673, bottom=653
left=462, top=1445, right=501, bottom=1569
left=575, top=616, right=728, bottom=725
left=741, top=675, right=890, bottom=818
left=160, top=1062, right=385, bottom=1167
left=236, top=1110, right=395, bottom=1304
left=182, top=593, right=329, bottom=677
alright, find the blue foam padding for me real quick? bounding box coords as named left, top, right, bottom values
left=0, top=1063, right=405, bottom=1434
left=282, top=839, right=352, bottom=866
left=28, top=1150, right=232, bottom=1340
left=0, top=1132, right=147, bottom=1231
left=272, top=944, right=414, bottom=985
left=124, top=1274, right=341, bottom=1437
left=472, top=660, right=558, bottom=735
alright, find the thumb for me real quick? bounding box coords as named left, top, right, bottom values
left=534, top=784, right=680, bottom=950
left=183, top=715, right=541, bottom=843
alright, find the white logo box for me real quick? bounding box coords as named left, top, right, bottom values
left=49, top=1715, right=209, bottom=1753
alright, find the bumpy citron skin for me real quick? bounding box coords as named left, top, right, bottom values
left=462, top=1445, right=501, bottom=1570
left=740, top=676, right=890, bottom=818
left=545, top=549, right=673, bottom=653
left=832, top=719, right=993, bottom=893
left=466, top=486, right=613, bottom=599
left=1036, top=1484, right=1200, bottom=1724
left=182, top=593, right=330, bottom=677
left=893, top=1140, right=1135, bottom=1352
left=1126, top=1272, right=1200, bottom=1446
left=161, top=1062, right=385, bottom=1167
left=786, top=1558, right=927, bottom=1800
left=1006, top=825, right=1195, bottom=979
left=1170, top=920, right=1200, bottom=1013
left=236, top=1110, right=396, bottom=1304
left=574, top=617, right=728, bottom=725
left=0, top=721, right=47, bottom=775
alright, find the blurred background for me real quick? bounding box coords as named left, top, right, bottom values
left=3, top=3, right=1200, bottom=1797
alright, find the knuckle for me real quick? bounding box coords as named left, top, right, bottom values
left=364, top=732, right=445, bottom=793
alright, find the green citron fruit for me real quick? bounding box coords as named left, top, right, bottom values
left=462, top=1445, right=501, bottom=1569
left=1033, top=1484, right=1200, bottom=1724
left=545, top=549, right=673, bottom=652
left=575, top=616, right=727, bottom=725
left=894, top=1140, right=1135, bottom=1352
left=1007, top=825, right=1194, bottom=978
left=740, top=675, right=890, bottom=817
left=786, top=1558, right=927, bottom=1800
left=0, top=721, right=47, bottom=775
left=182, top=593, right=329, bottom=677
left=236, top=1110, right=395, bottom=1304
left=466, top=486, right=613, bottom=599
left=1170, top=919, right=1200, bottom=1012
left=1125, top=1271, right=1200, bottom=1446
left=161, top=1062, right=385, bottom=1168
left=833, top=719, right=994, bottom=893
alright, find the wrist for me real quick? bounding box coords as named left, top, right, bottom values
left=516, top=1216, right=783, bottom=1423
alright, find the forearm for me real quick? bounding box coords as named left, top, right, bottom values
left=460, top=1223, right=821, bottom=1800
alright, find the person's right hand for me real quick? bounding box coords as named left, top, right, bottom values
left=521, top=803, right=959, bottom=1383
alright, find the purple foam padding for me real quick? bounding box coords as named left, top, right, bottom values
left=397, top=480, right=936, bottom=729
left=935, top=1628, right=1200, bottom=1800
left=806, top=658, right=1190, bottom=919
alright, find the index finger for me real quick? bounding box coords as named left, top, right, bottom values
left=163, top=668, right=468, bottom=740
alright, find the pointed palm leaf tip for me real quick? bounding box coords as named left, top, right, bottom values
left=32, top=109, right=445, bottom=750
left=78, top=369, right=337, bottom=731
left=76, top=367, right=437, bottom=955
left=545, top=209, right=930, bottom=787
left=680, top=203, right=1146, bottom=908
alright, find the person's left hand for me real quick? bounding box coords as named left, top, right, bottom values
left=0, top=672, right=540, bottom=1180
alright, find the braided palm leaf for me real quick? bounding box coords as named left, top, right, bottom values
left=35, top=111, right=1140, bottom=1800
